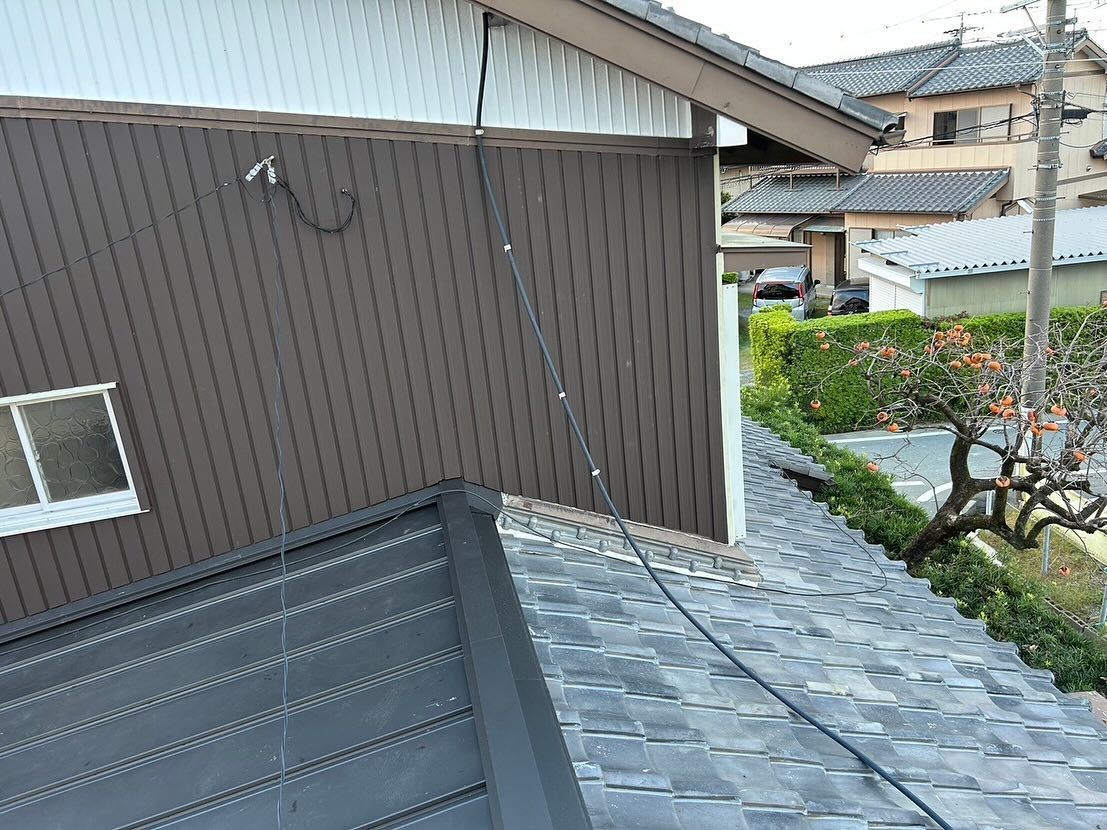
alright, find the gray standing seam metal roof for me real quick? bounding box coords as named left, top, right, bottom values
left=501, top=417, right=1107, bottom=829
left=725, top=169, right=1010, bottom=216
left=857, top=204, right=1107, bottom=276
left=804, top=41, right=960, bottom=97
left=596, top=0, right=897, bottom=134
left=0, top=490, right=588, bottom=830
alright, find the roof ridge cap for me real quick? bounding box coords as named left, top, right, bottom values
left=802, top=39, right=960, bottom=69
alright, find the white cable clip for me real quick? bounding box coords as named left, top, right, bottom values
left=558, top=392, right=567, bottom=399
left=503, top=243, right=512, bottom=252
left=591, top=469, right=600, bottom=477
left=245, top=155, right=277, bottom=184
left=475, top=128, right=485, bottom=136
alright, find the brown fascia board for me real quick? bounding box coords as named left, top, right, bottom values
left=476, top=0, right=897, bottom=172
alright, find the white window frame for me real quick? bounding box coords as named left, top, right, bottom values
left=0, top=382, right=143, bottom=537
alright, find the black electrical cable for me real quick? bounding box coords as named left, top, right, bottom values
left=275, top=175, right=356, bottom=234
left=261, top=171, right=293, bottom=830
left=0, top=178, right=241, bottom=302
left=0, top=477, right=900, bottom=664
left=472, top=12, right=953, bottom=830
left=0, top=171, right=355, bottom=305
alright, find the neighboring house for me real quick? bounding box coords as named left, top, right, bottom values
left=857, top=205, right=1107, bottom=315
left=724, top=31, right=1107, bottom=284
left=722, top=168, right=1010, bottom=284
left=1, top=2, right=1107, bottom=829
left=805, top=31, right=1107, bottom=209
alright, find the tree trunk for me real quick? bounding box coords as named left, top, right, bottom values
left=899, top=513, right=964, bottom=571
left=900, top=435, right=977, bottom=571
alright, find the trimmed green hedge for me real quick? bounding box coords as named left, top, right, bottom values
left=748, top=306, right=798, bottom=388
left=743, top=383, right=1107, bottom=694
left=750, top=305, right=1102, bottom=433
left=788, top=310, right=926, bottom=433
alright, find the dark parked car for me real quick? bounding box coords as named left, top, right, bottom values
left=827, top=284, right=869, bottom=316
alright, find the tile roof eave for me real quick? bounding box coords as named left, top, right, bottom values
left=955, top=169, right=1011, bottom=213
left=593, top=0, right=898, bottom=135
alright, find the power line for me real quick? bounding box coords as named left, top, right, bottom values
left=259, top=159, right=293, bottom=830
left=0, top=474, right=902, bottom=668
left=0, top=179, right=240, bottom=302
left=473, top=11, right=953, bottom=830
left=886, top=111, right=1038, bottom=150
left=0, top=173, right=357, bottom=304
left=812, top=55, right=1107, bottom=76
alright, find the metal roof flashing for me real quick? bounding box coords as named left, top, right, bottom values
left=502, top=492, right=760, bottom=584
left=482, top=0, right=900, bottom=169
left=0, top=482, right=591, bottom=830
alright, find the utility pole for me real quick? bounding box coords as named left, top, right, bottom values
left=1021, top=0, right=1069, bottom=412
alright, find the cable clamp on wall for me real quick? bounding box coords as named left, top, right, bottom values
left=591, top=469, right=601, bottom=477
left=558, top=392, right=567, bottom=400
left=245, top=155, right=276, bottom=183
left=475, top=128, right=485, bottom=136
left=503, top=243, right=512, bottom=252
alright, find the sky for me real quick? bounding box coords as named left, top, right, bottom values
left=667, top=0, right=1107, bottom=65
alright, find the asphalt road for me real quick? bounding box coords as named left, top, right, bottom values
left=826, top=425, right=1102, bottom=517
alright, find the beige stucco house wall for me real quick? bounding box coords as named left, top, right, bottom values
left=863, top=69, right=1107, bottom=206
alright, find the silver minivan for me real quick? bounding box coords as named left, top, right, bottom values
left=750, top=266, right=819, bottom=321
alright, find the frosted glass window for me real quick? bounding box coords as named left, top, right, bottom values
left=0, top=386, right=140, bottom=537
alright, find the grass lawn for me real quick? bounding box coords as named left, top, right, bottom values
left=981, top=528, right=1107, bottom=629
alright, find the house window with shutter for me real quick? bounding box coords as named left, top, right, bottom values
left=933, top=105, right=1012, bottom=145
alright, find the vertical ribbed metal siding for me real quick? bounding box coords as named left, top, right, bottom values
left=0, top=0, right=692, bottom=138
left=0, top=115, right=724, bottom=624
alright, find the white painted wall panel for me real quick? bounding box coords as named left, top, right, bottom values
left=868, top=274, right=924, bottom=314
left=869, top=275, right=897, bottom=313
left=0, top=0, right=692, bottom=137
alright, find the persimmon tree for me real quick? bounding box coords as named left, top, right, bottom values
left=810, top=309, right=1107, bottom=570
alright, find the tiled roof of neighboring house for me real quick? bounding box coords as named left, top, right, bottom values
left=594, top=0, right=897, bottom=133
left=834, top=169, right=1010, bottom=214
left=804, top=41, right=960, bottom=97
left=726, top=169, right=1009, bottom=216
left=805, top=31, right=1105, bottom=99
left=857, top=204, right=1107, bottom=276
left=724, top=174, right=863, bottom=214
left=0, top=487, right=588, bottom=829
left=911, top=37, right=1050, bottom=97
left=501, top=418, right=1107, bottom=829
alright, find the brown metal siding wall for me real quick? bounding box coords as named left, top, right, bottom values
left=0, top=115, right=725, bottom=624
